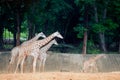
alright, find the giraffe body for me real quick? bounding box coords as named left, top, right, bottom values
left=82, top=54, right=106, bottom=73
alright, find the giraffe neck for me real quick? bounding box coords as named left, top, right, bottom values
left=29, top=34, right=41, bottom=42
left=94, top=55, right=103, bottom=61
left=37, top=33, right=55, bottom=47
left=22, top=34, right=41, bottom=46
left=40, top=40, right=55, bottom=52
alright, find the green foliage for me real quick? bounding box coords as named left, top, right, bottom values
left=3, top=29, right=27, bottom=40
left=26, top=0, right=73, bottom=34
left=92, top=19, right=118, bottom=34
left=20, top=32, right=28, bottom=40
left=3, top=29, right=13, bottom=39
left=74, top=0, right=94, bottom=6
left=21, top=20, right=28, bottom=33
left=104, top=19, right=119, bottom=30
left=74, top=24, right=87, bottom=38
left=92, top=23, right=106, bottom=33
left=0, top=0, right=120, bottom=52
left=87, top=40, right=101, bottom=54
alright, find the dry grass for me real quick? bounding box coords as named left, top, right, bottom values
left=0, top=72, right=120, bottom=80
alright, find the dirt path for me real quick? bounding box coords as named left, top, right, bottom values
left=0, top=72, right=120, bottom=80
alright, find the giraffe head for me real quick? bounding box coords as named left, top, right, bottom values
left=53, top=31, right=63, bottom=39
left=36, top=32, right=46, bottom=38
left=52, top=39, right=58, bottom=45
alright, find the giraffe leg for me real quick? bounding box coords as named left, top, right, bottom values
left=42, top=54, right=47, bottom=72
left=14, top=56, right=22, bottom=73
left=14, top=57, right=23, bottom=73
left=96, top=67, right=98, bottom=72
left=41, top=59, right=44, bottom=72
left=40, top=59, right=43, bottom=72
left=82, top=65, right=85, bottom=72
left=39, top=59, right=42, bottom=72
left=33, top=57, right=37, bottom=73
left=94, top=63, right=98, bottom=72
left=20, top=56, right=26, bottom=73
left=83, top=64, right=88, bottom=73
left=90, top=66, right=93, bottom=73
left=42, top=58, right=46, bottom=72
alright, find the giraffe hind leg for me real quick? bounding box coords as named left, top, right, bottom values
left=20, top=56, right=26, bottom=73
left=14, top=57, right=22, bottom=73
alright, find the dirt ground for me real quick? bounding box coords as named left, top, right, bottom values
left=0, top=72, right=120, bottom=80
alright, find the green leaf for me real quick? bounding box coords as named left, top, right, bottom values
left=74, top=24, right=87, bottom=38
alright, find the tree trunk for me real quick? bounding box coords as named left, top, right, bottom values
left=100, top=6, right=107, bottom=52
left=82, top=31, right=88, bottom=55
left=82, top=5, right=88, bottom=55
left=99, top=32, right=107, bottom=52
left=13, top=30, right=17, bottom=46
left=94, top=3, right=107, bottom=52
left=94, top=4, right=98, bottom=23
left=0, top=26, right=4, bottom=49
left=16, top=11, right=20, bottom=46
left=118, top=40, right=120, bottom=53
left=28, top=20, right=34, bottom=40
left=13, top=21, right=17, bottom=46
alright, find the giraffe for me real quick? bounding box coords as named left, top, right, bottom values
left=15, top=31, right=63, bottom=73
left=8, top=32, right=46, bottom=72
left=22, top=39, right=58, bottom=72
left=82, top=54, right=106, bottom=73
left=37, top=39, right=58, bottom=72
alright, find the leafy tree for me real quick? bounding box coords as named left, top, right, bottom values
left=27, top=0, right=73, bottom=38
left=107, top=0, right=120, bottom=53
left=74, top=0, right=94, bottom=55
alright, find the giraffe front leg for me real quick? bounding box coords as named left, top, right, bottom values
left=42, top=58, right=46, bottom=72
left=39, top=59, right=42, bottom=72
left=20, top=56, right=26, bottom=73
left=94, top=65, right=98, bottom=72
left=93, top=63, right=98, bottom=73
left=33, top=57, right=38, bottom=73
left=82, top=66, right=87, bottom=73
left=95, top=67, right=98, bottom=72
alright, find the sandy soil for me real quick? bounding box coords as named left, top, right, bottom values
left=0, top=72, right=120, bottom=80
